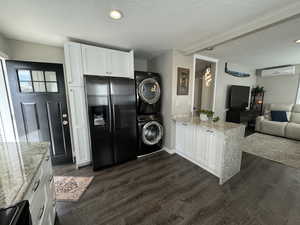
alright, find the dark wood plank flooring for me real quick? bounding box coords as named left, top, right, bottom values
left=54, top=152, right=300, bottom=225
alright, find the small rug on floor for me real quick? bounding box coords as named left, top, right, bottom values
left=242, top=133, right=300, bottom=168
left=54, top=176, right=94, bottom=201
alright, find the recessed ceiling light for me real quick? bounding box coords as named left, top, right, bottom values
left=109, top=10, right=123, bottom=20
left=295, top=39, right=300, bottom=44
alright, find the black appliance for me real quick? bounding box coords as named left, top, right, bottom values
left=0, top=201, right=32, bottom=225
left=137, top=114, right=163, bottom=156
left=135, top=71, right=161, bottom=115
left=228, top=85, right=250, bottom=111
left=87, top=76, right=137, bottom=171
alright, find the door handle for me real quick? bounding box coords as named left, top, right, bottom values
left=63, top=120, right=69, bottom=125
left=62, top=113, right=68, bottom=118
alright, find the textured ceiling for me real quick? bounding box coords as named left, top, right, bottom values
left=0, top=0, right=299, bottom=59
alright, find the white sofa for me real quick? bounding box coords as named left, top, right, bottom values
left=256, top=104, right=300, bottom=140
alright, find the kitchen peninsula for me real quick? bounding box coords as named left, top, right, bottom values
left=0, top=142, right=56, bottom=225
left=173, top=116, right=245, bottom=184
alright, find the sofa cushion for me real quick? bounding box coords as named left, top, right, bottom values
left=270, top=104, right=293, bottom=121
left=261, top=120, right=287, bottom=137
left=290, top=104, right=300, bottom=124
left=285, top=122, right=300, bottom=140
left=271, top=111, right=288, bottom=122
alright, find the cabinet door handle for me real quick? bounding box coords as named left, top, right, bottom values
left=32, top=179, right=40, bottom=192
left=38, top=205, right=45, bottom=220
left=49, top=175, right=53, bottom=183
left=182, top=123, right=188, bottom=126
left=206, top=130, right=214, bottom=133
left=45, top=155, right=50, bottom=161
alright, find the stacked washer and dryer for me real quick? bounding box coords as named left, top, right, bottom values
left=135, top=71, right=164, bottom=156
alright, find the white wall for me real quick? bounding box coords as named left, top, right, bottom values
left=0, top=34, right=9, bottom=58
left=148, top=51, right=174, bottom=149
left=256, top=65, right=300, bottom=105
left=7, top=39, right=64, bottom=63
left=172, top=50, right=194, bottom=116
left=134, top=58, right=148, bottom=71
left=214, top=60, right=256, bottom=121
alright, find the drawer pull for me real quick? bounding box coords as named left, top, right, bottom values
left=182, top=123, right=188, bottom=126
left=49, top=175, right=54, bottom=183
left=45, top=155, right=50, bottom=161
left=32, top=180, right=40, bottom=192
left=206, top=130, right=214, bottom=133
left=38, top=205, right=45, bottom=220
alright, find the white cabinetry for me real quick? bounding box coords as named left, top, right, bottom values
left=64, top=42, right=84, bottom=86
left=81, top=45, right=108, bottom=76
left=24, top=154, right=56, bottom=225
left=175, top=121, right=243, bottom=184
left=81, top=44, right=134, bottom=78
left=68, top=86, right=91, bottom=166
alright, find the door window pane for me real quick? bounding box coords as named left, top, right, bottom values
left=33, top=82, right=46, bottom=92
left=45, top=71, right=57, bottom=81
left=46, top=82, right=58, bottom=92
left=18, top=70, right=31, bottom=81
left=20, top=82, right=33, bottom=92
left=32, top=71, right=44, bottom=81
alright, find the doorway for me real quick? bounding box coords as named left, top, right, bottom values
left=6, top=61, right=73, bottom=165
left=192, top=55, right=218, bottom=114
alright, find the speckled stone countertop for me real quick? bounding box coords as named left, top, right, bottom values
left=172, top=116, right=245, bottom=134
left=0, top=142, right=49, bottom=208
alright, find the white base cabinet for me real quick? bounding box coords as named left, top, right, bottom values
left=175, top=121, right=244, bottom=184
left=24, top=154, right=56, bottom=225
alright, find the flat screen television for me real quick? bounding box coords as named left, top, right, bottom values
left=229, top=85, right=250, bottom=110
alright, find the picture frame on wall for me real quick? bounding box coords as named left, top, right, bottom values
left=177, top=67, right=190, bottom=95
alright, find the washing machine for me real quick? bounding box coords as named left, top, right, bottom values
left=137, top=114, right=164, bottom=156
left=135, top=71, right=161, bottom=115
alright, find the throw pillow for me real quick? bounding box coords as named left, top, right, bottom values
left=271, top=111, right=288, bottom=122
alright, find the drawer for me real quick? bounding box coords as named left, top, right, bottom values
left=30, top=186, right=46, bottom=225
left=24, top=167, right=43, bottom=204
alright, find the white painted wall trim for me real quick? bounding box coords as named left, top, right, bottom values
left=191, top=54, right=219, bottom=113
left=163, top=147, right=175, bottom=155
left=0, top=59, right=18, bottom=142
left=182, top=1, right=300, bottom=54
left=296, top=77, right=300, bottom=104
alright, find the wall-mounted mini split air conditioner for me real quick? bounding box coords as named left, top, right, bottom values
left=261, top=65, right=296, bottom=77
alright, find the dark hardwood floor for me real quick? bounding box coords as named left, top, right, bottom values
left=54, top=151, right=300, bottom=225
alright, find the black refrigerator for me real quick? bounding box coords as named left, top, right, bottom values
left=86, top=76, right=137, bottom=171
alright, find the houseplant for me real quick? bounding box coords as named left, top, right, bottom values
left=199, top=110, right=214, bottom=121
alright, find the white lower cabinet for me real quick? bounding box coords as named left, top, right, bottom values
left=68, top=86, right=91, bottom=166
left=175, top=122, right=224, bottom=180
left=24, top=153, right=56, bottom=225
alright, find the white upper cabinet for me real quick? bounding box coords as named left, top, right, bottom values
left=110, top=50, right=134, bottom=78
left=64, top=42, right=84, bottom=86
left=81, top=44, right=134, bottom=78
left=81, top=44, right=108, bottom=76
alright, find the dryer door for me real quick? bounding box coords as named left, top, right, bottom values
left=142, top=121, right=163, bottom=145
left=138, top=78, right=161, bottom=104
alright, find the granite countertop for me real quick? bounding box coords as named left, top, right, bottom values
left=172, top=116, right=245, bottom=133
left=0, top=142, right=49, bottom=208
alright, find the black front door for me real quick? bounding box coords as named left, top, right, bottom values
left=6, top=61, right=72, bottom=165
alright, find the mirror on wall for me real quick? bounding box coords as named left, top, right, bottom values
left=193, top=58, right=216, bottom=114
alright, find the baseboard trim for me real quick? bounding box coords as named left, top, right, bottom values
left=163, top=147, right=175, bottom=154
left=76, top=161, right=91, bottom=168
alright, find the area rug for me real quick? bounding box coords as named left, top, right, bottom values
left=242, top=133, right=300, bottom=168
left=54, top=176, right=94, bottom=201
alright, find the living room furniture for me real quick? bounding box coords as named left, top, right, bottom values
left=173, top=116, right=245, bottom=185
left=256, top=104, right=300, bottom=140
left=250, top=89, right=265, bottom=115
left=226, top=110, right=258, bottom=124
